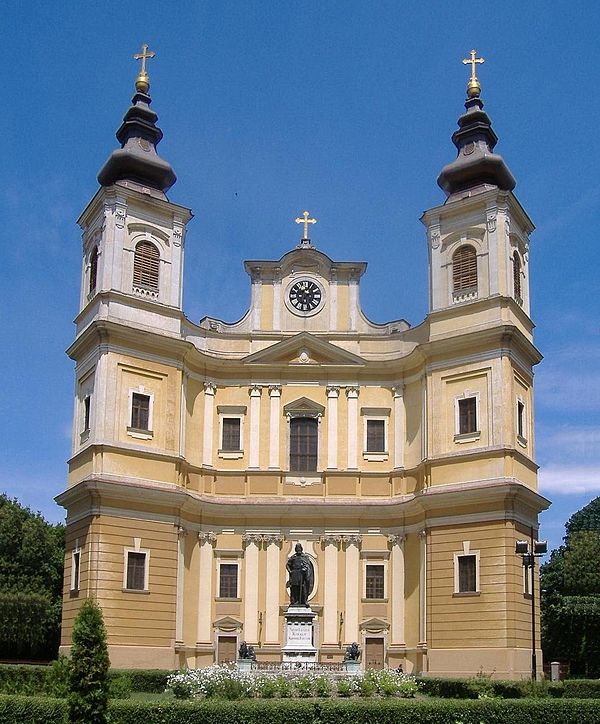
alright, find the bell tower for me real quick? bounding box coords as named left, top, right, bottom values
left=422, top=50, right=533, bottom=325
left=77, top=45, right=192, bottom=335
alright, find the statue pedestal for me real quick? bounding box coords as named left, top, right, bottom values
left=282, top=606, right=318, bottom=663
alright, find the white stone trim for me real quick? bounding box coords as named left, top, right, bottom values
left=216, top=558, right=241, bottom=599
left=361, top=408, right=390, bottom=461
left=389, top=535, right=405, bottom=645
left=419, top=529, right=427, bottom=645
left=264, top=537, right=283, bottom=643
left=344, top=536, right=361, bottom=643
left=516, top=394, right=528, bottom=446
left=243, top=537, right=260, bottom=643
left=322, top=536, right=340, bottom=644
left=70, top=543, right=81, bottom=592
left=175, top=528, right=185, bottom=642
left=392, top=385, right=405, bottom=469
left=362, top=558, right=387, bottom=600
left=197, top=533, right=216, bottom=643
left=217, top=405, right=246, bottom=458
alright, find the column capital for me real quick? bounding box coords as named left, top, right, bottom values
left=176, top=525, right=188, bottom=538
left=204, top=381, right=216, bottom=395
left=249, top=384, right=263, bottom=397
left=263, top=533, right=284, bottom=546
left=387, top=534, right=406, bottom=546
left=242, top=533, right=263, bottom=546
left=326, top=385, right=340, bottom=398
left=268, top=385, right=282, bottom=397
left=345, top=386, right=359, bottom=399
left=419, top=528, right=428, bottom=539
left=321, top=534, right=342, bottom=546
left=198, top=531, right=217, bottom=544
left=392, top=383, right=404, bottom=397
left=342, top=534, right=362, bottom=546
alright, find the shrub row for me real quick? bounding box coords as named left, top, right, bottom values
left=4, top=695, right=600, bottom=724
left=562, top=679, right=600, bottom=698
left=0, top=663, right=171, bottom=696
left=416, top=675, right=568, bottom=699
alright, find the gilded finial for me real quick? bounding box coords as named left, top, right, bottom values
left=134, top=43, right=156, bottom=94
left=462, top=49, right=484, bottom=98
left=295, top=210, right=317, bottom=248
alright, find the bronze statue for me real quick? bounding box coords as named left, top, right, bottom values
left=344, top=642, right=360, bottom=661
left=238, top=640, right=256, bottom=660
left=286, top=543, right=314, bottom=606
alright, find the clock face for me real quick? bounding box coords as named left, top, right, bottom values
left=288, top=279, right=323, bottom=313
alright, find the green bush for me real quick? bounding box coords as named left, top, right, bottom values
left=45, top=657, right=70, bottom=699
left=563, top=679, right=600, bottom=698
left=2, top=695, right=600, bottom=723
left=314, top=675, right=332, bottom=697
left=0, top=665, right=48, bottom=695
left=0, top=694, right=66, bottom=723
left=108, top=673, right=132, bottom=700
left=417, top=675, right=480, bottom=698
left=275, top=676, right=293, bottom=698
left=121, top=669, right=172, bottom=693
left=336, top=679, right=354, bottom=697
left=68, top=598, right=110, bottom=724
left=293, top=676, right=314, bottom=698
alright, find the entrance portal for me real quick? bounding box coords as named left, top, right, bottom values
left=364, top=637, right=385, bottom=669
left=217, top=635, right=237, bottom=664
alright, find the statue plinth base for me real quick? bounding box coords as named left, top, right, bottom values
left=282, top=606, right=317, bottom=663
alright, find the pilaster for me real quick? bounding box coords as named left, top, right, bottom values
left=326, top=386, right=340, bottom=469
left=197, top=532, right=216, bottom=644
left=249, top=385, right=262, bottom=469
left=321, top=535, right=341, bottom=644
left=268, top=386, right=281, bottom=469
left=202, top=382, right=216, bottom=468
left=346, top=387, right=359, bottom=470
left=343, top=535, right=361, bottom=644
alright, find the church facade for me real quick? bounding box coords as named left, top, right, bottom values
left=57, top=53, right=549, bottom=678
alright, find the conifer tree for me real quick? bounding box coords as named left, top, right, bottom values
left=68, top=598, right=110, bottom=724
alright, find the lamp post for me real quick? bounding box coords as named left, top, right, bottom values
left=515, top=528, right=547, bottom=681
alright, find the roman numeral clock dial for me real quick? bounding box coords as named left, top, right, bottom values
left=288, top=280, right=322, bottom=313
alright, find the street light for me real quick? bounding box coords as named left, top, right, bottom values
left=515, top=528, right=547, bottom=681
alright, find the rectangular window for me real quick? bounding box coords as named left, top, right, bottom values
left=219, top=563, right=238, bottom=598
left=517, top=400, right=525, bottom=438
left=458, top=397, right=477, bottom=435
left=131, top=393, right=150, bottom=431
left=126, top=551, right=147, bottom=590
left=366, top=420, right=385, bottom=453
left=221, top=418, right=241, bottom=451
left=458, top=555, right=477, bottom=593
left=290, top=417, right=318, bottom=472
left=524, top=565, right=533, bottom=596
left=365, top=564, right=385, bottom=599
left=83, top=396, right=91, bottom=432
left=71, top=550, right=81, bottom=591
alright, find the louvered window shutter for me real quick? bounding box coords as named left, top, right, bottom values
left=452, top=245, right=477, bottom=292
left=133, top=241, right=160, bottom=290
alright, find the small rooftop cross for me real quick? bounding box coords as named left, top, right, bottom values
left=134, top=43, right=156, bottom=76
left=462, top=49, right=484, bottom=98
left=295, top=210, right=317, bottom=247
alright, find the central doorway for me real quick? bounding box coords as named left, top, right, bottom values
left=364, top=637, right=385, bottom=669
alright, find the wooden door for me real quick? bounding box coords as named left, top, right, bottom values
left=217, top=635, right=237, bottom=664
left=364, top=637, right=385, bottom=669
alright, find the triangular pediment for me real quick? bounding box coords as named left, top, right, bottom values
left=359, top=617, right=390, bottom=632
left=283, top=396, right=325, bottom=416
left=213, top=616, right=243, bottom=632
left=243, top=332, right=365, bottom=367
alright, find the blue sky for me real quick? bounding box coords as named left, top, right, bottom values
left=1, top=1, right=598, bottom=553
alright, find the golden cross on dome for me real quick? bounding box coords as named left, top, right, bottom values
left=134, top=43, right=156, bottom=76
left=295, top=210, right=317, bottom=240
left=462, top=49, right=484, bottom=82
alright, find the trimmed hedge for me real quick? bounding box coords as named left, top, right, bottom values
left=4, top=695, right=600, bottom=724
left=563, top=679, right=600, bottom=698
left=0, top=664, right=172, bottom=696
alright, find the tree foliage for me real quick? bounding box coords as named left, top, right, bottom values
left=68, top=598, right=110, bottom=724
left=541, top=496, right=600, bottom=676
left=0, top=494, right=64, bottom=659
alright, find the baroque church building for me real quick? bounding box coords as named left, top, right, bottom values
left=58, top=51, right=549, bottom=678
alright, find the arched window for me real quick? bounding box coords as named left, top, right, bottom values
left=133, top=241, right=160, bottom=290
left=513, top=251, right=522, bottom=301
left=452, top=245, right=478, bottom=294
left=89, top=247, right=98, bottom=295
left=290, top=417, right=318, bottom=472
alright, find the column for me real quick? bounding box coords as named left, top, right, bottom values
left=243, top=534, right=261, bottom=643
left=329, top=269, right=338, bottom=330
left=322, top=536, right=340, bottom=644
left=486, top=203, right=499, bottom=296
left=343, top=535, right=361, bottom=643
left=197, top=532, right=216, bottom=643
left=349, top=273, right=358, bottom=330
left=202, top=382, right=216, bottom=467
left=326, top=386, right=340, bottom=469
left=249, top=385, right=262, bottom=469
left=251, top=270, right=262, bottom=330
left=175, top=526, right=186, bottom=644
left=268, top=386, right=281, bottom=469
left=264, top=535, right=284, bottom=643
left=392, top=385, right=405, bottom=469
left=419, top=529, right=427, bottom=645
left=421, top=375, right=428, bottom=461
left=346, top=387, right=359, bottom=470
left=272, top=268, right=281, bottom=330
left=388, top=535, right=405, bottom=645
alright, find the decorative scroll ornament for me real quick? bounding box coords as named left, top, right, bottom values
left=198, top=531, right=217, bottom=544
left=486, top=209, right=497, bottom=233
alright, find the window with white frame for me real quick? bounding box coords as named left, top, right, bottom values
left=218, top=562, right=239, bottom=599
left=71, top=547, right=81, bottom=592
left=83, top=396, right=91, bottom=433
left=78, top=372, right=94, bottom=442
left=127, top=387, right=154, bottom=439
left=365, top=564, right=385, bottom=599
left=453, top=543, right=480, bottom=594
left=523, top=564, right=533, bottom=596
left=516, top=397, right=527, bottom=443
left=513, top=251, right=522, bottom=303
left=454, top=391, right=480, bottom=440
left=124, top=549, right=149, bottom=591
left=361, top=408, right=390, bottom=460
left=217, top=405, right=246, bottom=458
